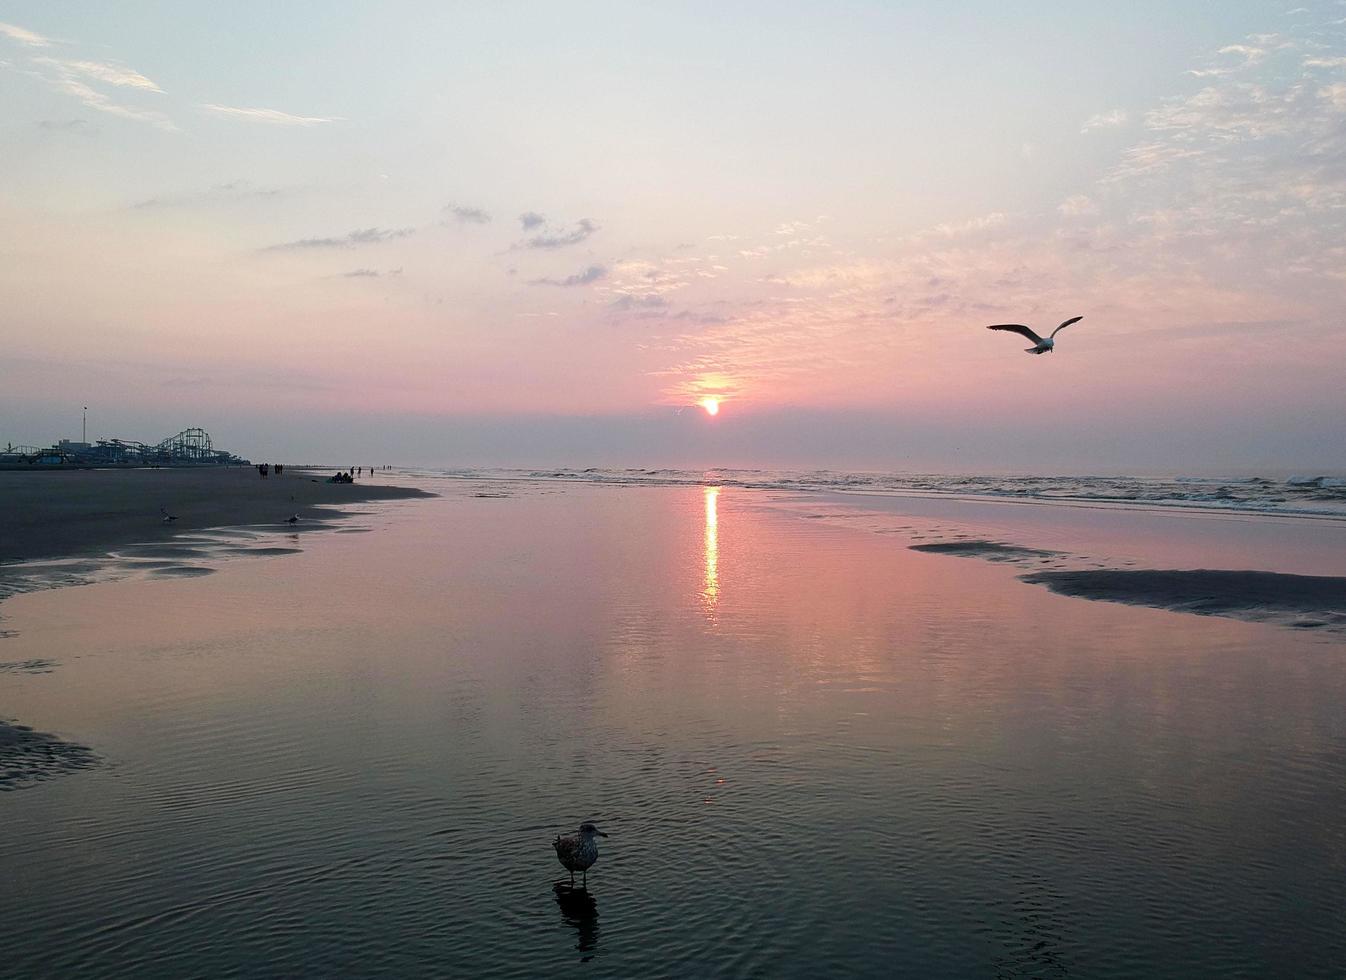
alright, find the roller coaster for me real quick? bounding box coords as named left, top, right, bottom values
left=0, top=427, right=249, bottom=468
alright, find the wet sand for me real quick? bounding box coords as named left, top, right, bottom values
left=1021, top=568, right=1346, bottom=631
left=2, top=480, right=1346, bottom=975
left=0, top=468, right=433, bottom=565
left=0, top=719, right=98, bottom=790
left=910, top=540, right=1061, bottom=561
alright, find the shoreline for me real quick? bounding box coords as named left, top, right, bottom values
left=0, top=467, right=433, bottom=568
left=795, top=492, right=1346, bottom=633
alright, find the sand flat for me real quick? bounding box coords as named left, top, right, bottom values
left=0, top=468, right=432, bottom=565
left=2, top=479, right=1345, bottom=976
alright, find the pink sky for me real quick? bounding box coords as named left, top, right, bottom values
left=2, top=4, right=1344, bottom=468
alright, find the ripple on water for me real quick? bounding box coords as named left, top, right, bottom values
left=0, top=658, right=59, bottom=674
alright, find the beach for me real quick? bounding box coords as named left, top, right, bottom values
left=0, top=467, right=433, bottom=565
left=3, top=473, right=1346, bottom=977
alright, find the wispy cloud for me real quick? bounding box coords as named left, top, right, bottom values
left=529, top=264, right=607, bottom=287
left=610, top=293, right=669, bottom=311
left=132, top=180, right=286, bottom=209
left=521, top=217, right=599, bottom=250
left=444, top=204, right=491, bottom=224
left=36, top=118, right=94, bottom=133
left=930, top=212, right=1008, bottom=237
left=333, top=267, right=403, bottom=279
left=1058, top=194, right=1098, bottom=217
left=18, top=53, right=175, bottom=130
left=0, top=21, right=49, bottom=47
left=519, top=211, right=546, bottom=230
left=37, top=57, right=162, bottom=92
left=200, top=104, right=337, bottom=126
left=1081, top=109, right=1129, bottom=132
left=265, top=227, right=414, bottom=250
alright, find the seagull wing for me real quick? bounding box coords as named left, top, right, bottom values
left=987, top=324, right=1044, bottom=343
left=1049, top=315, right=1083, bottom=338
left=554, top=834, right=579, bottom=868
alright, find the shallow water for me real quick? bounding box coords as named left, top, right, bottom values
left=3, top=482, right=1346, bottom=977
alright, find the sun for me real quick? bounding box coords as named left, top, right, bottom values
left=699, top=397, right=721, bottom=416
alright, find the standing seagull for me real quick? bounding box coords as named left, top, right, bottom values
left=160, top=506, right=178, bottom=523
left=553, top=823, right=608, bottom=888
left=987, top=316, right=1083, bottom=355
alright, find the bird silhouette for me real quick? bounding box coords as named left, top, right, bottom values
left=987, top=316, right=1083, bottom=355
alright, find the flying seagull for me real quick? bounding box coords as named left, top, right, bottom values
left=553, top=823, right=608, bottom=888
left=987, top=316, right=1083, bottom=355
left=285, top=514, right=299, bottom=524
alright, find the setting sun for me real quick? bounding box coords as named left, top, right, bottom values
left=699, top=398, right=721, bottom=416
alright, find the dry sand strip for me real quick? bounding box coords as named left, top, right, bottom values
left=0, top=468, right=434, bottom=565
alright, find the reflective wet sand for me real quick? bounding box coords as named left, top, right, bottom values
left=2, top=481, right=1345, bottom=977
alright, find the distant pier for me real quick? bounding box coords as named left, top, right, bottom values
left=0, top=427, right=249, bottom=470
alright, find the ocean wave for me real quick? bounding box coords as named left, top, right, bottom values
left=435, top=466, right=1346, bottom=519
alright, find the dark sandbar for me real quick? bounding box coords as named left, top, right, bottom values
left=911, top=540, right=1061, bottom=562
left=1020, top=568, right=1346, bottom=630
left=0, top=720, right=99, bottom=790
left=149, top=566, right=216, bottom=578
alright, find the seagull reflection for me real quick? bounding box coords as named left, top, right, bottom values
left=702, top=486, right=720, bottom=612
left=553, top=882, right=600, bottom=956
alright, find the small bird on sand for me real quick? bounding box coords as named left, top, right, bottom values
left=987, top=316, right=1083, bottom=355
left=553, top=823, right=608, bottom=888
left=285, top=514, right=299, bottom=524
left=160, top=506, right=178, bottom=523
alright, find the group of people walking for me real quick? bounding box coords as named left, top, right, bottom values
left=256, top=462, right=392, bottom=482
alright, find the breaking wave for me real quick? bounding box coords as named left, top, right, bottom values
left=419, top=467, right=1346, bottom=519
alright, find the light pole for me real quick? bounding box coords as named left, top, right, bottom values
left=83, top=406, right=88, bottom=444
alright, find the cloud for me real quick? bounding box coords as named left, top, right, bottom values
left=19, top=55, right=175, bottom=130
left=610, top=293, right=669, bottom=311
left=265, top=227, right=415, bottom=250
left=522, top=217, right=599, bottom=249
left=931, top=212, right=1008, bottom=237
left=519, top=211, right=546, bottom=230
left=1058, top=194, right=1099, bottom=217
left=132, top=180, right=286, bottom=209
left=0, top=21, right=49, bottom=47
left=529, top=264, right=607, bottom=287
left=334, top=267, right=402, bottom=279
left=1217, top=43, right=1267, bottom=65
left=199, top=104, right=337, bottom=126
left=37, top=58, right=163, bottom=92
left=36, top=118, right=93, bottom=133
left=1082, top=109, right=1129, bottom=132
left=445, top=204, right=491, bottom=224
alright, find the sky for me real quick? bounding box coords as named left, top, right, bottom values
left=2, top=1, right=1344, bottom=471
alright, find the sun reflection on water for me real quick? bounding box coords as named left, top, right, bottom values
left=702, top=486, right=720, bottom=614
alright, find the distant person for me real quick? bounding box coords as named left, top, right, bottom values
left=275, top=463, right=284, bottom=477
